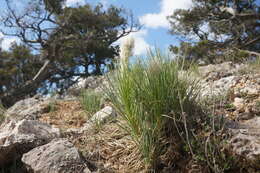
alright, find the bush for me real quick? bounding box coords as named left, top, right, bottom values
left=80, top=89, right=102, bottom=118
left=105, top=50, right=201, bottom=170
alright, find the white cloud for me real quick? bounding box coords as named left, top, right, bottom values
left=118, top=29, right=151, bottom=56
left=65, top=0, right=85, bottom=6
left=0, top=33, right=20, bottom=51
left=1, top=38, right=18, bottom=50
left=140, top=0, right=192, bottom=29
left=99, top=0, right=109, bottom=9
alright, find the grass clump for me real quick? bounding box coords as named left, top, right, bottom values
left=105, top=50, right=202, bottom=171
left=80, top=89, right=102, bottom=118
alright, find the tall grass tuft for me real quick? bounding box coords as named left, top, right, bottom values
left=105, top=49, right=201, bottom=170
left=80, top=89, right=102, bottom=118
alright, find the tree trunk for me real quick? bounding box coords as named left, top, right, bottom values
left=0, top=60, right=53, bottom=107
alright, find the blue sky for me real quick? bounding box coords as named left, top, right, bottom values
left=81, top=0, right=192, bottom=55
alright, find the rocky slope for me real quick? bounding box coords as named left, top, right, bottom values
left=0, top=61, right=259, bottom=172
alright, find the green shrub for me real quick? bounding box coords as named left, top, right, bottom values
left=105, top=50, right=201, bottom=170
left=80, top=89, right=102, bottom=118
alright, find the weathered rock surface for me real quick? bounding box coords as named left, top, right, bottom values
left=22, top=138, right=89, bottom=173
left=200, top=75, right=240, bottom=97
left=0, top=119, right=60, bottom=166
left=4, top=97, right=51, bottom=121
left=199, top=62, right=260, bottom=169
left=199, top=62, right=260, bottom=98
left=228, top=117, right=260, bottom=168
left=198, top=61, right=242, bottom=79
left=233, top=97, right=245, bottom=109
left=233, top=74, right=260, bottom=97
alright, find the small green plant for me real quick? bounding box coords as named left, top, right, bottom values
left=0, top=103, right=6, bottom=124
left=256, top=100, right=260, bottom=107
left=105, top=49, right=201, bottom=170
left=46, top=100, right=58, bottom=113
left=256, top=101, right=260, bottom=115
left=80, top=89, right=102, bottom=118
left=194, top=90, right=242, bottom=172
left=193, top=130, right=238, bottom=173
left=224, top=103, right=236, bottom=110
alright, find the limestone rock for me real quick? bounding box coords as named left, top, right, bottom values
left=0, top=119, right=60, bottom=166
left=198, top=61, right=242, bottom=80
left=200, top=76, right=239, bottom=97
left=233, top=97, right=245, bottom=110
left=22, top=138, right=88, bottom=173
left=228, top=117, right=260, bottom=168
left=231, top=74, right=260, bottom=97
left=68, top=76, right=107, bottom=96
left=249, top=99, right=260, bottom=115
left=89, top=106, right=115, bottom=123
left=80, top=106, right=116, bottom=132
left=4, top=97, right=51, bottom=121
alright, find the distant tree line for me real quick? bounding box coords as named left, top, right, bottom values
left=0, top=0, right=139, bottom=107
left=168, top=0, right=260, bottom=63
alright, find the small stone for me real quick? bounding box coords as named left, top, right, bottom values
left=84, top=167, right=92, bottom=173
left=81, top=106, right=116, bottom=132
left=228, top=117, right=260, bottom=169
left=233, top=97, right=245, bottom=109
left=238, top=112, right=254, bottom=120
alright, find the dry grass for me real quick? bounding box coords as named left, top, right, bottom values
left=39, top=100, right=86, bottom=130
left=72, top=119, right=146, bottom=173
left=39, top=100, right=146, bottom=172
left=237, top=57, right=260, bottom=75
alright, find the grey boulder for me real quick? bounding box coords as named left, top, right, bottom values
left=4, top=97, right=51, bottom=121
left=22, top=138, right=89, bottom=173
left=0, top=119, right=60, bottom=166
left=228, top=117, right=260, bottom=168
